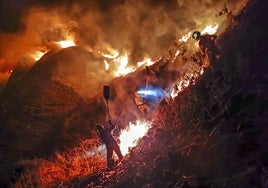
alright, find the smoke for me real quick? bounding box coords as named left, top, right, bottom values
left=0, top=0, right=248, bottom=91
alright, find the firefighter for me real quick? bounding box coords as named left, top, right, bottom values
left=192, top=31, right=220, bottom=68
left=96, top=120, right=123, bottom=169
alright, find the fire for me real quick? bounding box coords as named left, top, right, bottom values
left=103, top=48, right=120, bottom=59
left=104, top=53, right=155, bottom=77
left=119, top=120, right=151, bottom=156
left=170, top=66, right=204, bottom=99
left=56, top=38, right=76, bottom=48
left=177, top=24, right=219, bottom=44
left=29, top=36, right=76, bottom=62
left=169, top=23, right=219, bottom=99
left=101, top=46, right=156, bottom=77
left=137, top=57, right=154, bottom=67
left=179, top=31, right=192, bottom=42
left=113, top=55, right=156, bottom=77
left=104, top=60, right=110, bottom=71
left=101, top=50, right=135, bottom=77
left=31, top=50, right=46, bottom=61
left=201, top=24, right=219, bottom=35
left=114, top=53, right=135, bottom=77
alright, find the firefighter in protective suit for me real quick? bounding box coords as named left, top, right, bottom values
left=96, top=120, right=123, bottom=169
left=192, top=31, right=220, bottom=68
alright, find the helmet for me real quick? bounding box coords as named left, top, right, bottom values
left=192, top=31, right=201, bottom=40
left=96, top=124, right=104, bottom=132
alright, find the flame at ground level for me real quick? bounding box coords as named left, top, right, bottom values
left=119, top=120, right=151, bottom=156
left=56, top=39, right=76, bottom=48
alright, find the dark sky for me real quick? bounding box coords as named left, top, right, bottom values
left=0, top=0, right=76, bottom=32
left=0, top=0, right=180, bottom=32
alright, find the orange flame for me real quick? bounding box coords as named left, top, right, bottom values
left=114, top=53, right=135, bottom=77
left=201, top=24, right=219, bottom=35
left=170, top=23, right=219, bottom=99
left=179, top=31, right=192, bottom=42
left=119, top=120, right=151, bottom=156
left=137, top=57, right=154, bottom=67
left=30, top=50, right=46, bottom=61
left=103, top=48, right=119, bottom=59
left=101, top=48, right=156, bottom=77
left=56, top=38, right=76, bottom=48
left=104, top=60, right=110, bottom=71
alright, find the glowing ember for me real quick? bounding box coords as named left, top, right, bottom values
left=201, top=24, right=219, bottom=35
left=119, top=120, right=151, bottom=156
left=56, top=38, right=76, bottom=48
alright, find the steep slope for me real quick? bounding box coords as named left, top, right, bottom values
left=79, top=0, right=267, bottom=187
left=0, top=0, right=266, bottom=187
left=0, top=46, right=109, bottom=185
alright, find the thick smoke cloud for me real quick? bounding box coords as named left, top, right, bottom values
left=0, top=0, right=248, bottom=92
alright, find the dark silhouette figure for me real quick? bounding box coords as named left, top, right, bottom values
left=96, top=120, right=123, bottom=169
left=192, top=31, right=220, bottom=68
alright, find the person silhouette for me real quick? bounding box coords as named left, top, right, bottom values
left=96, top=120, right=123, bottom=169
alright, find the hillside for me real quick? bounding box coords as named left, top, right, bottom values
left=0, top=0, right=267, bottom=187
left=0, top=47, right=110, bottom=185
left=78, top=0, right=267, bottom=187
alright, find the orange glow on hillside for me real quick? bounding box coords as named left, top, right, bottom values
left=34, top=139, right=105, bottom=187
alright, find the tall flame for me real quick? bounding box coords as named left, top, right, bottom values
left=29, top=36, right=76, bottom=62
left=119, top=120, right=151, bottom=156
left=102, top=52, right=156, bottom=77
left=114, top=53, right=135, bottom=77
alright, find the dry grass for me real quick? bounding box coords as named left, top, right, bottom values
left=14, top=138, right=106, bottom=188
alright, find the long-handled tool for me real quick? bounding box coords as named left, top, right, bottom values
left=145, top=66, right=149, bottom=90
left=103, top=85, right=111, bottom=120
